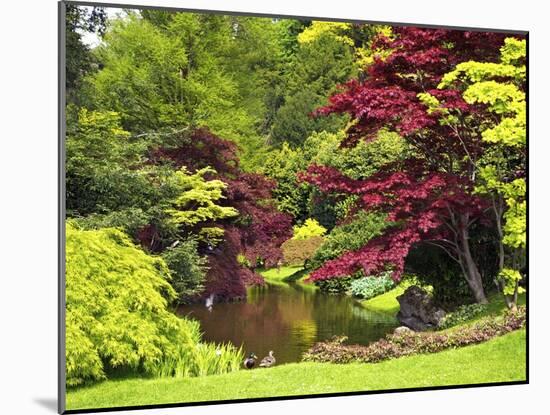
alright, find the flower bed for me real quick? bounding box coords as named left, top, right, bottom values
left=302, top=306, right=526, bottom=364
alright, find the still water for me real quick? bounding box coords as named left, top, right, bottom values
left=177, top=281, right=398, bottom=364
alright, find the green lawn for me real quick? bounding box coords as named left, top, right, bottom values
left=361, top=285, right=406, bottom=314
left=259, top=266, right=304, bottom=282
left=66, top=329, right=526, bottom=411
left=359, top=277, right=426, bottom=314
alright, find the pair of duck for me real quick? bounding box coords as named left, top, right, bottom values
left=243, top=351, right=275, bottom=369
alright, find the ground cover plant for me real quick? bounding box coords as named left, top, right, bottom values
left=302, top=306, right=525, bottom=363
left=349, top=272, right=395, bottom=300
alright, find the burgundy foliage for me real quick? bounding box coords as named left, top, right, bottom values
left=299, top=163, right=487, bottom=282
left=151, top=128, right=240, bottom=176
left=221, top=172, right=292, bottom=268
left=202, top=227, right=263, bottom=301
left=302, top=27, right=516, bottom=291
left=149, top=128, right=292, bottom=299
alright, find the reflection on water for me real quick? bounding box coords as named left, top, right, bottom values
left=177, top=281, right=398, bottom=364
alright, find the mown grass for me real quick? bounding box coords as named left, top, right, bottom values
left=66, top=329, right=526, bottom=410
left=259, top=266, right=304, bottom=282
left=283, top=268, right=311, bottom=282
left=361, top=285, right=406, bottom=314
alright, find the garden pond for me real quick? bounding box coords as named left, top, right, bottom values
left=177, top=280, right=398, bottom=364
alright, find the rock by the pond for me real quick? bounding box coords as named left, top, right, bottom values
left=396, top=286, right=446, bottom=331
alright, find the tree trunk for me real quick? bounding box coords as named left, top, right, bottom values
left=458, top=215, right=488, bottom=304
left=493, top=194, right=516, bottom=309
left=462, top=253, right=488, bottom=304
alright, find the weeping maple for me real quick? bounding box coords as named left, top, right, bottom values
left=302, top=27, right=521, bottom=304
left=149, top=128, right=292, bottom=300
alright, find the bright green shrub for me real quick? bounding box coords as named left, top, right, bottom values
left=282, top=236, right=325, bottom=266
left=165, top=166, right=238, bottom=228
left=162, top=239, right=208, bottom=303
left=292, top=218, right=327, bottom=240
left=236, top=253, right=251, bottom=267
left=66, top=223, right=192, bottom=386
left=350, top=272, right=395, bottom=299
left=310, top=211, right=388, bottom=270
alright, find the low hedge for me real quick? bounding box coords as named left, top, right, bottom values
left=302, top=306, right=526, bottom=364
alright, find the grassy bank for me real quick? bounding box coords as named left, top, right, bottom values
left=361, top=280, right=526, bottom=319
left=259, top=266, right=303, bottom=282
left=67, top=329, right=526, bottom=410
left=361, top=285, right=407, bottom=314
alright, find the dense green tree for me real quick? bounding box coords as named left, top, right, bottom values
left=263, top=129, right=409, bottom=224
left=261, top=142, right=311, bottom=220
left=270, top=32, right=356, bottom=147
left=292, top=218, right=327, bottom=240
left=66, top=109, right=152, bottom=216
left=270, top=89, right=347, bottom=148
left=86, top=12, right=286, bottom=171
left=162, top=239, right=208, bottom=303
left=276, top=18, right=311, bottom=61
left=90, top=13, right=205, bottom=131
left=438, top=37, right=526, bottom=308
left=65, top=5, right=106, bottom=105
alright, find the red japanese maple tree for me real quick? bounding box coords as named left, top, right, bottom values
left=302, top=27, right=514, bottom=303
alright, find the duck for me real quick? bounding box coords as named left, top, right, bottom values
left=243, top=353, right=258, bottom=369
left=259, top=350, right=276, bottom=368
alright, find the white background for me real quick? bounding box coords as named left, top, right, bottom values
left=1, top=0, right=547, bottom=414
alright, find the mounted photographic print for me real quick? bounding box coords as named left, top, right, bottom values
left=59, top=1, right=528, bottom=413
